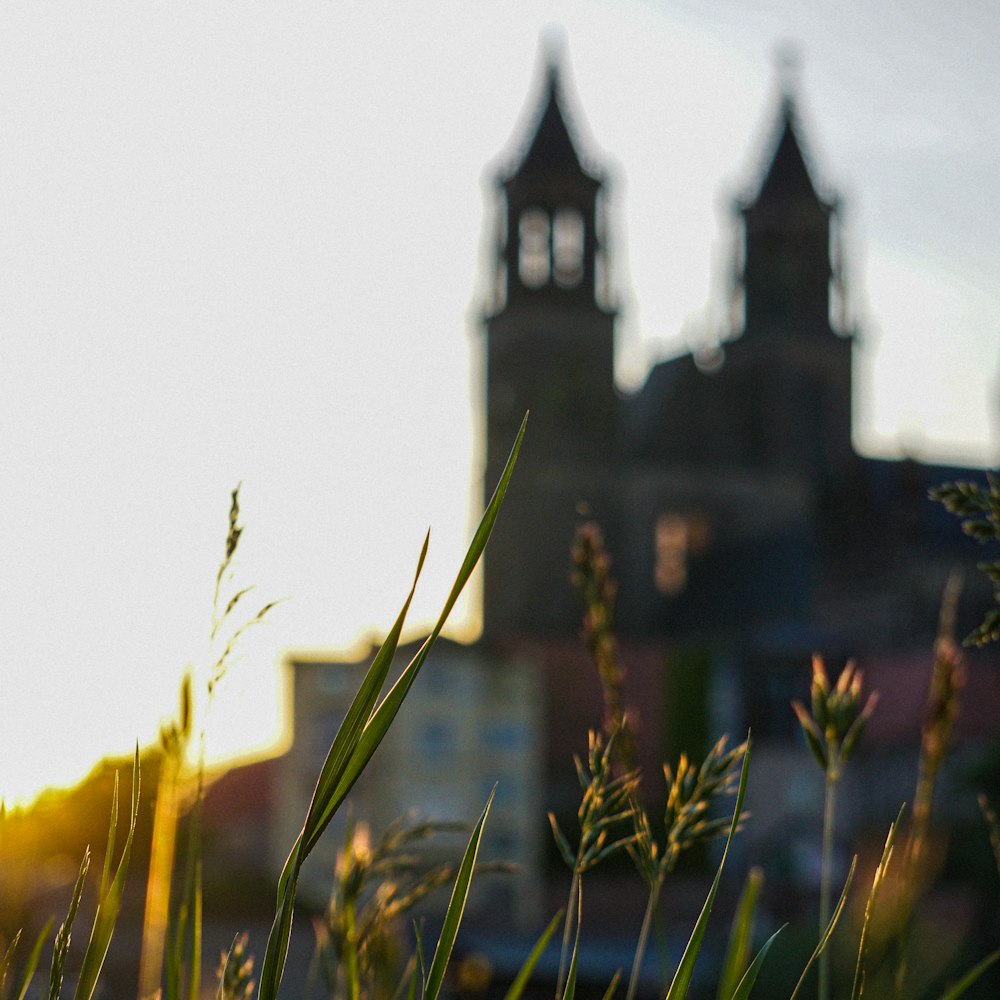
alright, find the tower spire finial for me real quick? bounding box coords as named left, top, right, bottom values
left=774, top=40, right=802, bottom=108
left=541, top=23, right=567, bottom=72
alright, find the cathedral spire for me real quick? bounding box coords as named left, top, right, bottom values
left=492, top=42, right=608, bottom=305
left=480, top=39, right=618, bottom=638
left=737, top=60, right=838, bottom=339
left=504, top=45, right=598, bottom=186
left=753, top=89, right=830, bottom=211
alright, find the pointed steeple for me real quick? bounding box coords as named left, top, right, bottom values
left=491, top=43, right=609, bottom=306
left=751, top=89, right=832, bottom=213
left=480, top=40, right=619, bottom=642
left=506, top=54, right=600, bottom=186
left=736, top=57, right=839, bottom=340
left=755, top=98, right=825, bottom=205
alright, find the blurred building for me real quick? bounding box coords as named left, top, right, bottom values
left=278, top=640, right=543, bottom=925
left=275, top=45, right=999, bottom=957
left=478, top=46, right=998, bottom=883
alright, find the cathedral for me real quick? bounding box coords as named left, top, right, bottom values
left=277, top=45, right=999, bottom=936
left=480, top=49, right=993, bottom=738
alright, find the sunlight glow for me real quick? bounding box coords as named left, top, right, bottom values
left=2, top=2, right=998, bottom=807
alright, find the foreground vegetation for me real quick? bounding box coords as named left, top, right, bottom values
left=2, top=427, right=1000, bottom=999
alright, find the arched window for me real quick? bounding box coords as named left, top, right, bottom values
left=553, top=207, right=584, bottom=287
left=518, top=208, right=550, bottom=288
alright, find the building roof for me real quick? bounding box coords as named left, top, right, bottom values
left=740, top=77, right=835, bottom=217
left=500, top=51, right=602, bottom=189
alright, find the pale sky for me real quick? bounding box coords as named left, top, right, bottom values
left=2, top=1, right=998, bottom=804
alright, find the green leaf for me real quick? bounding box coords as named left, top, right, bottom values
left=319, top=416, right=528, bottom=840
left=728, top=926, right=785, bottom=1000
left=414, top=920, right=427, bottom=988
left=664, top=737, right=751, bottom=1000
left=424, top=788, right=495, bottom=1000
left=561, top=888, right=582, bottom=1000
left=851, top=806, right=904, bottom=1000
left=257, top=536, right=429, bottom=1000
left=14, top=919, right=54, bottom=1000
left=1, top=931, right=20, bottom=994
left=74, top=749, right=141, bottom=1000
left=166, top=771, right=204, bottom=1000
left=549, top=814, right=576, bottom=869
left=185, top=858, right=203, bottom=1000
left=716, top=867, right=764, bottom=1000
left=938, top=948, right=1000, bottom=1000
left=49, top=849, right=90, bottom=1000
left=788, top=855, right=857, bottom=1000
left=600, top=969, right=622, bottom=1000
left=99, top=774, right=119, bottom=898
left=299, top=531, right=430, bottom=856
left=257, top=415, right=525, bottom=1000
left=502, top=910, right=564, bottom=1000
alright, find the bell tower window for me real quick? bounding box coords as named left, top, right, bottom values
left=552, top=207, right=584, bottom=288
left=518, top=208, right=550, bottom=288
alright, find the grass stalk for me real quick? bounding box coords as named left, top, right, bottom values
left=716, top=866, right=765, bottom=1000
left=138, top=732, right=185, bottom=997
left=625, top=874, right=662, bottom=1000
left=555, top=870, right=580, bottom=1000
left=257, top=416, right=524, bottom=1000
left=818, top=765, right=837, bottom=1000
left=503, top=910, right=564, bottom=1000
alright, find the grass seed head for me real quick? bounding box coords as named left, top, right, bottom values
left=795, top=655, right=878, bottom=777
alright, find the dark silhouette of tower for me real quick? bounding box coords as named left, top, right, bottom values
left=733, top=87, right=854, bottom=484
left=476, top=43, right=990, bottom=734
left=482, top=51, right=618, bottom=641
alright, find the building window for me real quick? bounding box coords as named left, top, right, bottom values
left=495, top=260, right=507, bottom=310
left=553, top=207, right=584, bottom=287
left=654, top=512, right=711, bottom=595
left=518, top=208, right=550, bottom=288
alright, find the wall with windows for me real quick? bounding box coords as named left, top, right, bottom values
left=277, top=641, right=543, bottom=926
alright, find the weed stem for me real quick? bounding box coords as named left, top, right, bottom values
left=626, top=875, right=661, bottom=1000
left=819, top=763, right=837, bottom=1000
left=555, top=871, right=580, bottom=1000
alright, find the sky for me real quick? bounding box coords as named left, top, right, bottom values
left=1, top=1, right=999, bottom=805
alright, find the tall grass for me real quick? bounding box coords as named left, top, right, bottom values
left=3, top=438, right=1000, bottom=1000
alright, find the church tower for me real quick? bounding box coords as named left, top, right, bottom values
left=740, top=93, right=837, bottom=340
left=729, top=75, right=855, bottom=483
left=481, top=48, right=618, bottom=640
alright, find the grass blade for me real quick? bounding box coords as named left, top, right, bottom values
left=74, top=749, right=141, bottom=1000
left=258, top=535, right=430, bottom=1000
left=560, top=883, right=583, bottom=1000
left=257, top=416, right=525, bottom=1000
left=385, top=955, right=418, bottom=1000
left=185, top=858, right=203, bottom=1000
left=424, top=788, right=495, bottom=1000
left=317, top=416, right=528, bottom=845
left=728, top=926, right=785, bottom=1000
left=299, top=532, right=430, bottom=855
left=503, top=910, right=565, bottom=1000
left=49, top=850, right=90, bottom=1000
left=716, top=866, right=764, bottom=1000
left=1, top=932, right=20, bottom=994
left=788, top=855, right=857, bottom=1000
left=600, top=969, right=622, bottom=1000
left=14, top=919, right=54, bottom=1000
left=851, top=806, right=904, bottom=1000
left=99, top=775, right=119, bottom=898
left=938, top=948, right=1000, bottom=1000
left=664, top=737, right=751, bottom=1000
left=407, top=957, right=419, bottom=1000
